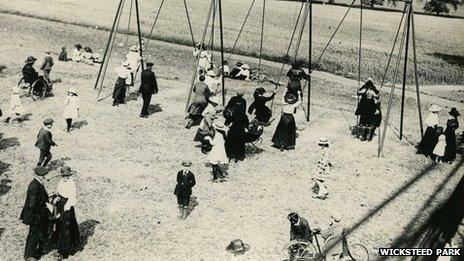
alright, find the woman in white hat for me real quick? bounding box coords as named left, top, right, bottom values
left=112, top=60, right=132, bottom=106
left=205, top=119, right=229, bottom=182
left=272, top=92, right=302, bottom=151
left=4, top=85, right=24, bottom=123
left=125, top=45, right=142, bottom=86
left=63, top=87, right=80, bottom=132
left=193, top=44, right=212, bottom=72
left=417, top=104, right=441, bottom=157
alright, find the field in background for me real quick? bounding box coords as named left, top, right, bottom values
left=0, top=0, right=463, bottom=85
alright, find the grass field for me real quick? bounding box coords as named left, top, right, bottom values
left=0, top=10, right=463, bottom=261
left=0, top=0, right=463, bottom=85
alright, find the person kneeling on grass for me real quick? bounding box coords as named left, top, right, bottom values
left=35, top=118, right=57, bottom=167
left=63, top=88, right=80, bottom=133
left=174, top=161, right=196, bottom=220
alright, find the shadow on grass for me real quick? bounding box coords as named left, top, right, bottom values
left=0, top=177, right=13, bottom=197
left=18, top=113, right=33, bottom=122
left=47, top=157, right=71, bottom=172
left=0, top=161, right=11, bottom=176
left=185, top=196, right=199, bottom=219
left=72, top=120, right=88, bottom=130
left=148, top=104, right=162, bottom=115
left=428, top=53, right=464, bottom=67
left=125, top=92, right=140, bottom=103
left=0, top=137, right=20, bottom=150
left=245, top=143, right=264, bottom=157
left=78, top=219, right=101, bottom=251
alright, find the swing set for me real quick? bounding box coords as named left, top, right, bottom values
left=93, top=0, right=196, bottom=100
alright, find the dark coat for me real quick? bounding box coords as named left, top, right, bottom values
left=41, top=56, right=54, bottom=71
left=444, top=117, right=459, bottom=162
left=22, top=64, right=39, bottom=84
left=139, top=69, right=158, bottom=94
left=58, top=50, right=68, bottom=62
left=35, top=127, right=56, bottom=150
left=20, top=179, right=49, bottom=225
left=176, top=170, right=196, bottom=196
left=290, top=217, right=313, bottom=242
left=248, top=93, right=275, bottom=123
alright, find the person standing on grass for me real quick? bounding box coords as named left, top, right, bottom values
left=433, top=127, right=446, bottom=164
left=35, top=118, right=57, bottom=167
left=272, top=92, right=302, bottom=151
left=355, top=78, right=380, bottom=141
left=443, top=108, right=460, bottom=164
left=205, top=119, right=229, bottom=182
left=417, top=104, right=441, bottom=157
left=224, top=91, right=249, bottom=162
left=138, top=62, right=158, bottom=118
left=193, top=44, right=212, bottom=73
left=63, top=88, right=79, bottom=132
left=113, top=60, right=132, bottom=106
left=126, top=45, right=142, bottom=86
left=174, top=161, right=196, bottom=220
left=286, top=60, right=310, bottom=100
left=20, top=166, right=50, bottom=261
left=40, top=50, right=54, bottom=83
left=4, top=85, right=24, bottom=124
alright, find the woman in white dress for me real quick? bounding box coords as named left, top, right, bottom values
left=63, top=87, right=80, bottom=132
left=4, top=85, right=23, bottom=123
left=193, top=44, right=212, bottom=72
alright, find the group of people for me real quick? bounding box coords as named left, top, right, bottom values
left=417, top=105, right=460, bottom=164
left=20, top=165, right=80, bottom=261
left=65, top=44, right=102, bottom=64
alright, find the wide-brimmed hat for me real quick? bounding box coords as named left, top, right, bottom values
left=330, top=211, right=342, bottom=222
left=146, top=62, right=154, bottom=67
left=213, top=120, right=226, bottom=130
left=209, top=96, right=219, bottom=104
left=129, top=45, right=139, bottom=51
left=366, top=77, right=374, bottom=83
left=45, top=50, right=51, bottom=55
left=241, top=64, right=250, bottom=70
left=449, top=107, right=460, bottom=117
left=182, top=160, right=192, bottom=167
left=68, top=87, right=77, bottom=94
left=225, top=239, right=251, bottom=254
left=60, top=166, right=76, bottom=176
left=236, top=62, right=243, bottom=67
left=284, top=93, right=297, bottom=104
left=25, top=56, right=37, bottom=64
left=122, top=60, right=130, bottom=67
left=255, top=87, right=266, bottom=94
left=429, top=104, right=441, bottom=112
left=206, top=70, right=216, bottom=77
left=43, top=118, right=54, bottom=125
left=215, top=105, right=224, bottom=113
left=318, top=137, right=329, bottom=147
left=34, top=166, right=49, bottom=176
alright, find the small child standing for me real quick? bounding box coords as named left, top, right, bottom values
left=312, top=137, right=333, bottom=199
left=4, top=85, right=23, bottom=123
left=35, top=118, right=57, bottom=167
left=63, top=88, right=80, bottom=132
left=433, top=127, right=446, bottom=164
left=174, top=161, right=196, bottom=220
left=205, top=119, right=228, bottom=182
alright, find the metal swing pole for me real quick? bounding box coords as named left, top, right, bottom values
left=306, top=0, right=312, bottom=122
left=124, top=0, right=134, bottom=45
left=182, top=0, right=196, bottom=46
left=218, top=0, right=226, bottom=105
left=227, top=0, right=256, bottom=61
left=258, top=0, right=266, bottom=72
left=410, top=4, right=424, bottom=137
left=358, top=0, right=363, bottom=85
left=134, top=0, right=145, bottom=72
left=399, top=1, right=412, bottom=140
left=185, top=0, right=215, bottom=112
left=208, top=0, right=217, bottom=64
left=378, top=4, right=409, bottom=157
left=144, top=0, right=166, bottom=48
left=94, top=0, right=125, bottom=90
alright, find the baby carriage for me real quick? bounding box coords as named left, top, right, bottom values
left=18, top=72, right=53, bottom=99
left=244, top=122, right=264, bottom=153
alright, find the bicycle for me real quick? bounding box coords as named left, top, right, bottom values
left=279, top=231, right=369, bottom=261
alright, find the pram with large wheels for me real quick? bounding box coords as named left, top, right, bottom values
left=18, top=72, right=52, bottom=99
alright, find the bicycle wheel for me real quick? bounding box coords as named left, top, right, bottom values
left=349, top=243, right=369, bottom=261
left=280, top=241, right=318, bottom=261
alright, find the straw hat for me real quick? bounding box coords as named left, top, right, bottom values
left=209, top=96, right=219, bottom=104
left=241, top=64, right=250, bottom=70
left=212, top=120, right=226, bottom=130
left=129, top=45, right=139, bottom=51
left=366, top=77, right=374, bottom=83
left=25, top=56, right=37, bottom=64
left=181, top=160, right=192, bottom=167
left=429, top=104, right=441, bottom=112
left=68, top=87, right=77, bottom=94
left=215, top=105, right=224, bottom=113
left=122, top=60, right=130, bottom=67
left=225, top=239, right=251, bottom=254
left=318, top=137, right=329, bottom=147
left=284, top=93, right=297, bottom=104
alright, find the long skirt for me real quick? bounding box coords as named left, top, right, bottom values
left=443, top=130, right=457, bottom=162
left=417, top=126, right=438, bottom=156
left=56, top=207, right=80, bottom=257
left=272, top=113, right=296, bottom=149
left=225, top=127, right=246, bottom=161
left=112, top=78, right=126, bottom=104
left=188, top=102, right=207, bottom=127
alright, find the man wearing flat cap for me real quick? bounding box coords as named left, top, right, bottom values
left=138, top=62, right=158, bottom=118
left=35, top=118, right=57, bottom=167
left=20, top=166, right=51, bottom=260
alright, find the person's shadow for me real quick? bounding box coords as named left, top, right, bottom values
left=0, top=137, right=20, bottom=150
left=72, top=120, right=88, bottom=130
left=47, top=157, right=71, bottom=171
left=78, top=219, right=100, bottom=252
left=184, top=196, right=199, bottom=219
left=148, top=104, right=162, bottom=115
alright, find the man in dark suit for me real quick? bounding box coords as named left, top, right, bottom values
left=138, top=62, right=158, bottom=118
left=35, top=118, right=57, bottom=167
left=288, top=212, right=316, bottom=242
left=20, top=166, right=50, bottom=261
left=40, top=50, right=54, bottom=83
left=22, top=56, right=39, bottom=85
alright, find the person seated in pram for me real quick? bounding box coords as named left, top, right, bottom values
left=248, top=87, right=276, bottom=125
left=22, top=56, right=39, bottom=86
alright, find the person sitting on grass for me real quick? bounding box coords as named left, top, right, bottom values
left=82, top=46, right=94, bottom=65
left=232, top=63, right=251, bottom=81
left=35, top=118, right=57, bottom=167
left=174, top=161, right=196, bottom=220
left=58, top=47, right=68, bottom=62
left=71, top=44, right=83, bottom=62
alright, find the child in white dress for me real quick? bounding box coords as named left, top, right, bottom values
left=433, top=127, right=446, bottom=164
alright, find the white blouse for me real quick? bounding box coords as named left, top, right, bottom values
left=425, top=112, right=439, bottom=127
left=282, top=100, right=302, bottom=114
left=56, top=177, right=77, bottom=211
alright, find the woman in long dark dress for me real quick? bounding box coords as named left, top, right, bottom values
left=272, top=92, right=302, bottom=150
left=443, top=108, right=460, bottom=163
left=224, top=92, right=249, bottom=162
left=53, top=166, right=80, bottom=258
left=112, top=61, right=131, bottom=106
left=417, top=105, right=441, bottom=157
left=248, top=87, right=276, bottom=124
left=286, top=61, right=310, bottom=100
left=355, top=78, right=380, bottom=141
left=175, top=161, right=196, bottom=220
left=186, top=75, right=211, bottom=128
